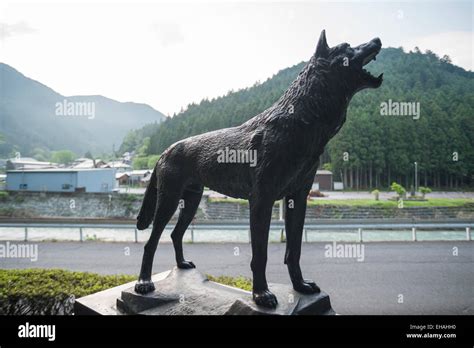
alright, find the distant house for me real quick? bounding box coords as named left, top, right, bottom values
left=71, top=158, right=106, bottom=169
left=6, top=168, right=116, bottom=193
left=6, top=157, right=58, bottom=170
left=121, top=152, right=133, bottom=164
left=102, top=161, right=132, bottom=173
left=115, top=170, right=151, bottom=187
left=116, top=172, right=130, bottom=185
left=129, top=170, right=151, bottom=186
left=140, top=173, right=152, bottom=186
left=313, top=170, right=334, bottom=191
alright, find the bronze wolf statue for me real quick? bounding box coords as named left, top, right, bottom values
left=135, top=30, right=383, bottom=308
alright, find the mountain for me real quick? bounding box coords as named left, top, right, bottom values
left=121, top=47, right=474, bottom=189
left=0, top=63, right=166, bottom=157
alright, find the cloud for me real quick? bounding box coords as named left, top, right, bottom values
left=402, top=31, right=473, bottom=71
left=151, top=20, right=185, bottom=47
left=0, top=21, right=36, bottom=40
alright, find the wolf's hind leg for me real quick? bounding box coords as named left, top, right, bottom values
left=135, top=183, right=183, bottom=294
left=171, top=183, right=203, bottom=269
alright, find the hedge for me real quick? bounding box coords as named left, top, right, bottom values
left=0, top=269, right=135, bottom=315
left=0, top=269, right=253, bottom=315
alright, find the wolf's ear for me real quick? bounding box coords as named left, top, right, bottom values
left=315, top=30, right=329, bottom=58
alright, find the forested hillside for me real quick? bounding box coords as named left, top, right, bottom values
left=122, top=48, right=474, bottom=189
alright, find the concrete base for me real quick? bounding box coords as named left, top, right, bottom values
left=75, top=267, right=335, bottom=315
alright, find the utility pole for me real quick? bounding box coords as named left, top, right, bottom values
left=279, top=200, right=284, bottom=221
left=414, top=161, right=418, bottom=194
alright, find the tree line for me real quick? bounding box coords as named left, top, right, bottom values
left=121, top=48, right=474, bottom=190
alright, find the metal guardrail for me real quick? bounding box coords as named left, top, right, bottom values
left=0, top=220, right=472, bottom=243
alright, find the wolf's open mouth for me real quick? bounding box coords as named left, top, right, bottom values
left=360, top=41, right=383, bottom=86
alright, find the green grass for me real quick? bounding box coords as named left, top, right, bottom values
left=208, top=197, right=250, bottom=205
left=209, top=196, right=473, bottom=208
left=209, top=197, right=284, bottom=207
left=207, top=275, right=252, bottom=291
left=308, top=198, right=474, bottom=207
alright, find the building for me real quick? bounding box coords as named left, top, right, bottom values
left=115, top=170, right=151, bottom=187
left=71, top=158, right=106, bottom=169
left=116, top=172, right=130, bottom=185
left=313, top=170, right=334, bottom=191
left=129, top=170, right=151, bottom=186
left=102, top=161, right=132, bottom=173
left=6, top=157, right=58, bottom=170
left=121, top=152, right=133, bottom=164
left=140, top=173, right=152, bottom=186
left=6, top=168, right=116, bottom=193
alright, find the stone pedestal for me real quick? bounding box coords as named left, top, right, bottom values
left=75, top=267, right=335, bottom=315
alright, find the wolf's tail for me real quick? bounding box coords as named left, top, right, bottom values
left=136, top=167, right=158, bottom=230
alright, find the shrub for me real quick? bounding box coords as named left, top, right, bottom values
left=0, top=191, right=9, bottom=201
left=371, top=189, right=380, bottom=201
left=419, top=186, right=432, bottom=199
left=322, top=163, right=333, bottom=172
left=0, top=269, right=135, bottom=315
left=0, top=269, right=254, bottom=315
left=390, top=182, right=406, bottom=198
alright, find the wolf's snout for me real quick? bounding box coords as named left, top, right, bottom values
left=358, top=39, right=382, bottom=67
left=372, top=37, right=382, bottom=47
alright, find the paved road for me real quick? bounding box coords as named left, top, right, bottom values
left=1, top=241, right=472, bottom=315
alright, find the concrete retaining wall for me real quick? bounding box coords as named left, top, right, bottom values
left=1, top=192, right=473, bottom=221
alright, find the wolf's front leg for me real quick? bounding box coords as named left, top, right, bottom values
left=249, top=196, right=278, bottom=308
left=284, top=186, right=320, bottom=294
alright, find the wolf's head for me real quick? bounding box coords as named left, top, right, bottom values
left=312, top=30, right=383, bottom=93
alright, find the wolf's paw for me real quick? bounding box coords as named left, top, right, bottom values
left=293, top=279, right=321, bottom=294
left=253, top=289, right=278, bottom=309
left=134, top=279, right=155, bottom=294
left=177, top=260, right=196, bottom=269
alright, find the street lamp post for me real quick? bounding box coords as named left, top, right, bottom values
left=414, top=162, right=418, bottom=194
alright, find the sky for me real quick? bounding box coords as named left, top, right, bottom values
left=0, top=0, right=472, bottom=116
